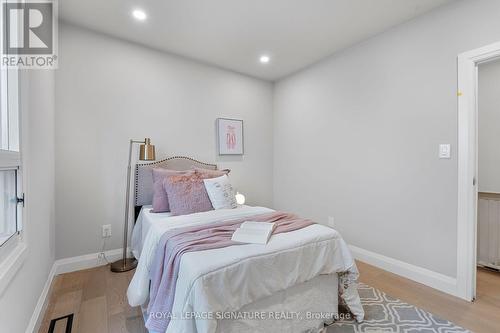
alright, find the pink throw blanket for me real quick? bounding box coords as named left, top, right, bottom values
left=146, top=211, right=314, bottom=332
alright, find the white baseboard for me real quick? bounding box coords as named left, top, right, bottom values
left=349, top=245, right=459, bottom=297
left=53, top=248, right=128, bottom=275
left=26, top=247, right=129, bottom=333
left=478, top=261, right=500, bottom=271
left=25, top=261, right=57, bottom=333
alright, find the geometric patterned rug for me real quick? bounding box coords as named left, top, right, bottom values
left=326, top=283, right=471, bottom=333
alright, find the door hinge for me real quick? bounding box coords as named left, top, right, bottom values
left=473, top=177, right=476, bottom=186
left=17, top=194, right=25, bottom=207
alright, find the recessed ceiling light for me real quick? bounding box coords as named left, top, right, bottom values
left=259, top=55, right=270, bottom=64
left=132, top=9, right=147, bottom=21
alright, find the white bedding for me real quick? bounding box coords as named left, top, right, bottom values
left=128, top=206, right=363, bottom=333
left=128, top=206, right=274, bottom=306
left=131, top=205, right=173, bottom=259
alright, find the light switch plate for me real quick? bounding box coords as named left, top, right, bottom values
left=439, top=144, right=451, bottom=159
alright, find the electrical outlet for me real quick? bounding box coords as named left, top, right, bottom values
left=327, top=216, right=335, bottom=228
left=102, top=224, right=112, bottom=238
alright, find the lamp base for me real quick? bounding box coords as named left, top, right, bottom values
left=110, top=258, right=137, bottom=273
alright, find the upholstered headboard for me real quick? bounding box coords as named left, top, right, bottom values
left=134, top=156, right=218, bottom=216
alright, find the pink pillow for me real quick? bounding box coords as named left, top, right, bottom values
left=163, top=171, right=214, bottom=216
left=151, top=168, right=190, bottom=213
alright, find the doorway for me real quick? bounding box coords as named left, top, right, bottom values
left=475, top=58, right=500, bottom=303
left=457, top=42, right=500, bottom=302
left=477, top=59, right=500, bottom=272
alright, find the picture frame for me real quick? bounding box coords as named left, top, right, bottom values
left=217, top=118, right=244, bottom=155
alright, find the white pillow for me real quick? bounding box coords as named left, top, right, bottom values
left=203, top=174, right=237, bottom=210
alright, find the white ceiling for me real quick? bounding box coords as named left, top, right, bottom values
left=60, top=0, right=454, bottom=81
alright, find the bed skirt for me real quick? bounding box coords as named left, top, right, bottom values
left=145, top=274, right=338, bottom=333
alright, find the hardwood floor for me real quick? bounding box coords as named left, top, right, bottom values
left=38, top=261, right=500, bottom=333
left=38, top=265, right=146, bottom=333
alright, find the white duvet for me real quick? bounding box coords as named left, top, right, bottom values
left=127, top=206, right=363, bottom=333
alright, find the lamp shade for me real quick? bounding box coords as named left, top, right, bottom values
left=139, top=138, right=156, bottom=161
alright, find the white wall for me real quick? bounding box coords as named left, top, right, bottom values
left=273, top=0, right=500, bottom=278
left=478, top=59, right=500, bottom=194
left=0, top=71, right=55, bottom=332
left=55, top=24, right=274, bottom=259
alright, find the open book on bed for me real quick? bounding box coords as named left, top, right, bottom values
left=231, top=221, right=276, bottom=244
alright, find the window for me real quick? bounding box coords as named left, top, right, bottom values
left=0, top=68, right=22, bottom=248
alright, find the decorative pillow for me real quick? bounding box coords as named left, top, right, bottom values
left=151, top=168, right=190, bottom=213
left=163, top=171, right=214, bottom=216
left=203, top=175, right=237, bottom=210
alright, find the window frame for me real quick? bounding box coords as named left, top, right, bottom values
left=0, top=3, right=27, bottom=295
left=0, top=66, right=24, bottom=265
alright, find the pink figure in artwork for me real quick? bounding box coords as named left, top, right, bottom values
left=226, top=125, right=236, bottom=150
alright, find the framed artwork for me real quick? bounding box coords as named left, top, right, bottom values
left=217, top=118, right=244, bottom=155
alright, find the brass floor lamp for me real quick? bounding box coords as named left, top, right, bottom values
left=111, top=138, right=155, bottom=272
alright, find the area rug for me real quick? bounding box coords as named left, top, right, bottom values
left=326, top=283, right=470, bottom=333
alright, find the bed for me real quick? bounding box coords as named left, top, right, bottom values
left=126, top=156, right=363, bottom=333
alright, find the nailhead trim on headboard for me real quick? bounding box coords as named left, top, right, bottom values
left=135, top=155, right=218, bottom=169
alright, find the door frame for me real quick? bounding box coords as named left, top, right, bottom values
left=457, top=41, right=500, bottom=301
